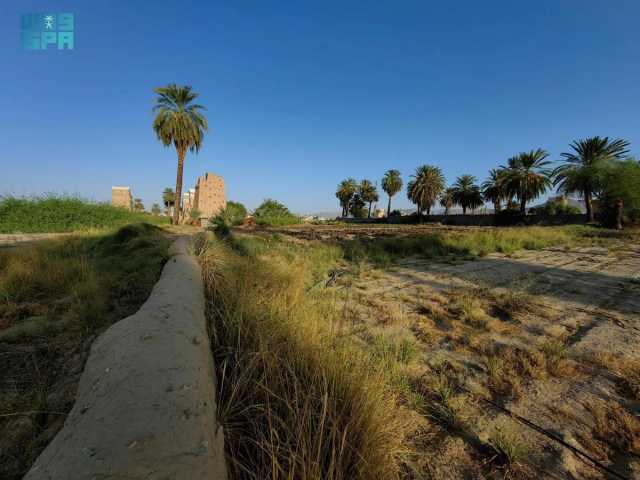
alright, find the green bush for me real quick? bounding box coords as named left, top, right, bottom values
left=599, top=159, right=640, bottom=227
left=0, top=195, right=168, bottom=233
left=253, top=198, right=301, bottom=226
left=530, top=201, right=582, bottom=216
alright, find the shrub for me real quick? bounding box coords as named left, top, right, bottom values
left=530, top=201, right=581, bottom=216
left=599, top=159, right=640, bottom=227
left=253, top=198, right=301, bottom=226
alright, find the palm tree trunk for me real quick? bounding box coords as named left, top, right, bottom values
left=387, top=196, right=392, bottom=217
left=462, top=206, right=467, bottom=215
left=520, top=195, right=527, bottom=215
left=368, top=202, right=372, bottom=218
left=615, top=199, right=623, bottom=230
left=584, top=189, right=593, bottom=222
left=173, top=147, right=185, bottom=225
left=494, top=200, right=501, bottom=213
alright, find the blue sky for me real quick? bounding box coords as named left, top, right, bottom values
left=2, top=1, right=639, bottom=214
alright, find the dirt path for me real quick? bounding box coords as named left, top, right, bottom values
left=0, top=233, right=73, bottom=247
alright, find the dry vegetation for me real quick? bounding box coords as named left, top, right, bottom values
left=202, top=224, right=640, bottom=479
left=0, top=224, right=169, bottom=479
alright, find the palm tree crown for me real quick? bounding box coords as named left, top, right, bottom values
left=451, top=175, right=483, bottom=214
left=382, top=170, right=403, bottom=216
left=503, top=149, right=552, bottom=214
left=407, top=165, right=445, bottom=215
left=481, top=168, right=509, bottom=213
left=336, top=178, right=358, bottom=217
left=360, top=180, right=379, bottom=218
left=554, top=136, right=630, bottom=221
left=153, top=84, right=208, bottom=224
left=439, top=187, right=455, bottom=215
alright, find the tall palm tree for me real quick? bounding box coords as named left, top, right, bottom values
left=407, top=165, right=445, bottom=215
left=153, top=84, right=208, bottom=224
left=451, top=175, right=483, bottom=214
left=360, top=180, right=379, bottom=218
left=554, top=136, right=630, bottom=222
left=381, top=169, right=403, bottom=217
left=335, top=178, right=358, bottom=217
left=481, top=168, right=508, bottom=213
left=503, top=149, right=552, bottom=214
left=439, top=187, right=455, bottom=215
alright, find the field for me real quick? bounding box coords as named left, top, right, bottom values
left=0, top=196, right=169, bottom=233
left=201, top=223, right=640, bottom=479
left=0, top=224, right=170, bottom=479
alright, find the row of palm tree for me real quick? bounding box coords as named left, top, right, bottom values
left=336, top=137, right=631, bottom=220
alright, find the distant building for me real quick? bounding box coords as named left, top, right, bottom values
left=182, top=187, right=196, bottom=215
left=111, top=186, right=132, bottom=210
left=193, top=172, right=226, bottom=223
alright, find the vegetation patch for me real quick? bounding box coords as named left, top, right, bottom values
left=196, top=234, right=410, bottom=479
left=0, top=223, right=170, bottom=479
left=0, top=196, right=168, bottom=233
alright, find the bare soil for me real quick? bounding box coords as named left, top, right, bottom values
left=279, top=225, right=640, bottom=479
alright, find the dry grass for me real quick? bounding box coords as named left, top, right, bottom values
left=587, top=401, right=640, bottom=456
left=482, top=344, right=546, bottom=400
left=587, top=351, right=640, bottom=401
left=539, top=339, right=574, bottom=376
left=196, top=234, right=411, bottom=479
left=486, top=423, right=534, bottom=479
left=0, top=224, right=169, bottom=479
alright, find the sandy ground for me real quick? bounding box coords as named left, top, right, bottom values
left=333, top=240, right=640, bottom=479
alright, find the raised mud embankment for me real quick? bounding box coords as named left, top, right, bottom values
left=25, top=236, right=227, bottom=480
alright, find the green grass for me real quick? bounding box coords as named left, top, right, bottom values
left=195, top=233, right=410, bottom=479
left=0, top=195, right=169, bottom=233
left=0, top=223, right=170, bottom=479
left=341, top=225, right=636, bottom=266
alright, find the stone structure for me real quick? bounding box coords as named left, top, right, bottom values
left=193, top=173, right=226, bottom=220
left=111, top=186, right=132, bottom=210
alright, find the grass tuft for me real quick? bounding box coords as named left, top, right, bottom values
left=197, top=234, right=410, bottom=479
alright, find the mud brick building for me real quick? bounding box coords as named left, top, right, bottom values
left=193, top=172, right=226, bottom=222
left=111, top=186, right=133, bottom=210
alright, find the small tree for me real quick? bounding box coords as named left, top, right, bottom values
left=253, top=199, right=300, bottom=226
left=162, top=188, right=175, bottom=216
left=599, top=159, right=640, bottom=229
left=151, top=203, right=161, bottom=215
left=133, top=198, right=144, bottom=212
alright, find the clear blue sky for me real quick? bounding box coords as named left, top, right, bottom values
left=2, top=0, right=639, bottom=214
